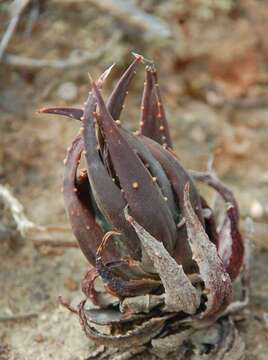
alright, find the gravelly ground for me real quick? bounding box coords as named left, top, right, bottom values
left=0, top=1, right=268, bottom=359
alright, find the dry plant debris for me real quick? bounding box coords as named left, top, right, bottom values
left=0, top=184, right=77, bottom=249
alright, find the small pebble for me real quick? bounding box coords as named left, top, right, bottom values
left=38, top=246, right=64, bottom=257
left=64, top=277, right=78, bottom=291
left=258, top=171, right=268, bottom=184
left=40, top=314, right=47, bottom=321
left=250, top=200, right=264, bottom=219
left=52, top=314, right=59, bottom=323
left=57, top=82, right=78, bottom=101
left=34, top=334, right=45, bottom=343
left=190, top=126, right=206, bottom=143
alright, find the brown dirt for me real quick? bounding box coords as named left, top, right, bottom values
left=0, top=1, right=267, bottom=359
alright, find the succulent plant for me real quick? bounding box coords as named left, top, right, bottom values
left=40, top=55, right=248, bottom=359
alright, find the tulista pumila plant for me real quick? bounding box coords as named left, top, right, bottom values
left=39, top=54, right=249, bottom=359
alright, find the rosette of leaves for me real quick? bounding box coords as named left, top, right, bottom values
left=40, top=55, right=248, bottom=359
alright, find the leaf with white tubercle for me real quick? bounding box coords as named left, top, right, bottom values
left=140, top=64, right=173, bottom=148
left=107, top=54, right=142, bottom=120
left=38, top=63, right=115, bottom=120
left=92, top=80, right=177, bottom=255
left=62, top=135, right=104, bottom=265
left=141, top=136, right=204, bottom=267
left=82, top=68, right=142, bottom=261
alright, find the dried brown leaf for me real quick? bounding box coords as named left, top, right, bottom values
left=183, top=184, right=232, bottom=319
left=126, top=209, right=200, bottom=315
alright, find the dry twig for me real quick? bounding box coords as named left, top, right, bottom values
left=89, top=0, right=171, bottom=40
left=0, top=312, right=37, bottom=322
left=2, top=32, right=121, bottom=69
left=0, top=184, right=77, bottom=248
left=206, top=91, right=268, bottom=109
left=54, top=0, right=171, bottom=40
left=0, top=0, right=31, bottom=60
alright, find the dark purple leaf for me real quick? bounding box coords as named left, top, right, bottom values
left=141, top=136, right=203, bottom=267
left=38, top=107, right=83, bottom=120
left=96, top=232, right=161, bottom=297
left=63, top=135, right=103, bottom=265
left=107, top=54, right=142, bottom=120
left=92, top=81, right=177, bottom=254
left=140, top=66, right=173, bottom=148
left=82, top=71, right=142, bottom=260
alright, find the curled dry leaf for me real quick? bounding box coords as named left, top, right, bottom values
left=183, top=183, right=233, bottom=319
left=126, top=209, right=200, bottom=315
left=120, top=294, right=164, bottom=314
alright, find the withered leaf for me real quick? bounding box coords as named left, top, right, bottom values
left=79, top=299, right=169, bottom=347
left=126, top=209, right=200, bottom=315
left=183, top=183, right=233, bottom=319
left=120, top=294, right=164, bottom=314
left=218, top=205, right=244, bottom=281
left=190, top=170, right=244, bottom=281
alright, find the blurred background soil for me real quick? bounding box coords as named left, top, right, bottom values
left=0, top=0, right=267, bottom=359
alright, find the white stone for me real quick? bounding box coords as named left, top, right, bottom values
left=250, top=200, right=264, bottom=219
left=57, top=82, right=78, bottom=101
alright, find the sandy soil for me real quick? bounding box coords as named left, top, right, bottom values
left=0, top=1, right=268, bottom=359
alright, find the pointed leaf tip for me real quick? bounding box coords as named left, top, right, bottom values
left=87, top=72, right=93, bottom=84
left=37, top=107, right=83, bottom=121
left=132, top=52, right=154, bottom=65
left=107, top=55, right=142, bottom=120
left=131, top=52, right=143, bottom=62
left=100, top=63, right=115, bottom=81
